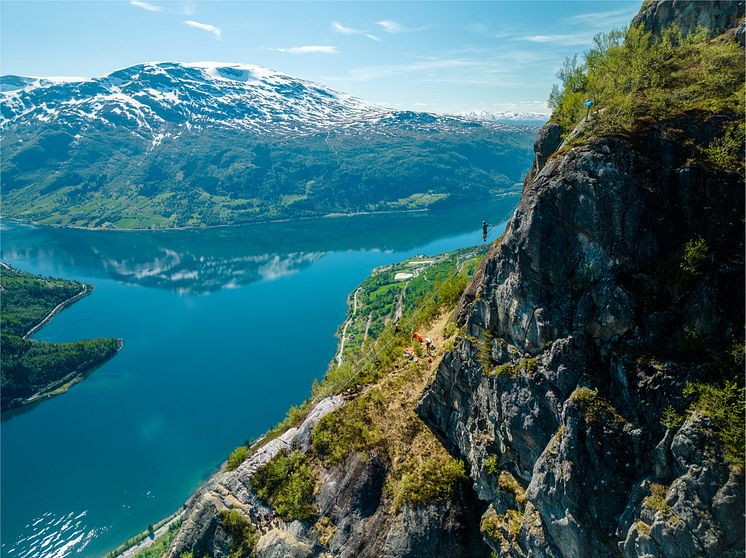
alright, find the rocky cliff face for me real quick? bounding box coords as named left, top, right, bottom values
left=632, top=0, right=744, bottom=39
left=167, top=377, right=489, bottom=558
left=417, top=8, right=745, bottom=555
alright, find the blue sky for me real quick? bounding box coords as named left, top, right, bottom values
left=0, top=1, right=640, bottom=114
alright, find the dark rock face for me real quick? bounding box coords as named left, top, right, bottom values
left=313, top=452, right=488, bottom=558
left=632, top=0, right=745, bottom=38
left=418, top=110, right=744, bottom=556
left=620, top=415, right=746, bottom=558
left=462, top=113, right=742, bottom=356
left=529, top=122, right=564, bottom=180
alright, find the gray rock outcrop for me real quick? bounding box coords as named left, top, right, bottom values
left=418, top=107, right=744, bottom=557
left=632, top=0, right=745, bottom=39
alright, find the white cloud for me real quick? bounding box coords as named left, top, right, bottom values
left=492, top=100, right=553, bottom=115
left=266, top=45, right=338, bottom=54
left=377, top=19, right=404, bottom=33
left=331, top=21, right=380, bottom=41
left=564, top=8, right=636, bottom=27
left=130, top=0, right=163, bottom=12
left=522, top=33, right=594, bottom=46
left=332, top=58, right=486, bottom=81
left=183, top=20, right=222, bottom=38
left=331, top=21, right=356, bottom=34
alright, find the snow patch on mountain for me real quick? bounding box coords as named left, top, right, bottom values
left=457, top=110, right=549, bottom=125
left=0, top=62, right=534, bottom=139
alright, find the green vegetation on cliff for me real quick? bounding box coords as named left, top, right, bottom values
left=252, top=450, right=317, bottom=522
left=227, top=244, right=482, bottom=521
left=219, top=509, right=257, bottom=558
left=549, top=24, right=744, bottom=166
left=0, top=264, right=119, bottom=410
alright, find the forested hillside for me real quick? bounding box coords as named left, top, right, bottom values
left=0, top=265, right=120, bottom=410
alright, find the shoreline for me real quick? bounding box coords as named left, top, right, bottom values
left=2, top=270, right=124, bottom=412
left=23, top=285, right=91, bottom=339
left=8, top=338, right=124, bottom=411
left=105, top=509, right=184, bottom=558
left=4, top=191, right=520, bottom=234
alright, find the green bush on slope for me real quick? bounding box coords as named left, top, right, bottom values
left=684, top=380, right=745, bottom=467
left=226, top=445, right=249, bottom=472
left=252, top=450, right=317, bottom=522
left=549, top=25, right=744, bottom=139
left=220, top=509, right=257, bottom=558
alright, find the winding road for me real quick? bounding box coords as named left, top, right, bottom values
left=336, top=288, right=361, bottom=366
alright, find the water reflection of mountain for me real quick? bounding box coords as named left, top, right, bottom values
left=1, top=197, right=517, bottom=294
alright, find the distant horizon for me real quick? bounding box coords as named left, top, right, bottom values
left=0, top=0, right=640, bottom=114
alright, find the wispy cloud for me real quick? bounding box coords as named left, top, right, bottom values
left=331, top=21, right=356, bottom=34
left=331, top=21, right=380, bottom=41
left=331, top=57, right=498, bottom=82
left=468, top=22, right=608, bottom=47
left=492, top=100, right=553, bottom=115
left=327, top=47, right=549, bottom=87
left=265, top=45, right=338, bottom=54
left=376, top=19, right=428, bottom=33
left=564, top=8, right=636, bottom=27
left=377, top=19, right=404, bottom=33
left=522, top=32, right=595, bottom=46
left=183, top=20, right=222, bottom=38
left=130, top=0, right=162, bottom=12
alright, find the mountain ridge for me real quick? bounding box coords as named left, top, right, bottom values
left=0, top=61, right=536, bottom=229
left=0, top=61, right=531, bottom=135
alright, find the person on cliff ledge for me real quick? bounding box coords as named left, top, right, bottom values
left=585, top=99, right=594, bottom=120
left=482, top=220, right=492, bottom=243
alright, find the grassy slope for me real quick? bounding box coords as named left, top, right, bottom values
left=548, top=24, right=744, bottom=172
left=336, top=245, right=487, bottom=358
left=2, top=126, right=535, bottom=229
left=217, top=243, right=485, bottom=529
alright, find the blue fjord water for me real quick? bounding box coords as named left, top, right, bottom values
left=0, top=198, right=516, bottom=558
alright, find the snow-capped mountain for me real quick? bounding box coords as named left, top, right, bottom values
left=1, top=62, right=537, bottom=230
left=1, top=62, right=528, bottom=138
left=0, top=62, right=391, bottom=136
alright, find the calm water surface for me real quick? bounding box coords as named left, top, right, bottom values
left=0, top=198, right=516, bottom=558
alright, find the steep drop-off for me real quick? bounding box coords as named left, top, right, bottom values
left=417, top=2, right=745, bottom=555
left=136, top=2, right=744, bottom=557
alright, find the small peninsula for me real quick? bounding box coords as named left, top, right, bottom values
left=0, top=263, right=121, bottom=411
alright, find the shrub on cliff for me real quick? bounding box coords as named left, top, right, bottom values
left=219, top=509, right=257, bottom=558
left=226, top=445, right=249, bottom=472
left=252, top=450, right=317, bottom=522
left=389, top=455, right=466, bottom=511
left=684, top=380, right=745, bottom=467
left=549, top=25, right=744, bottom=136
